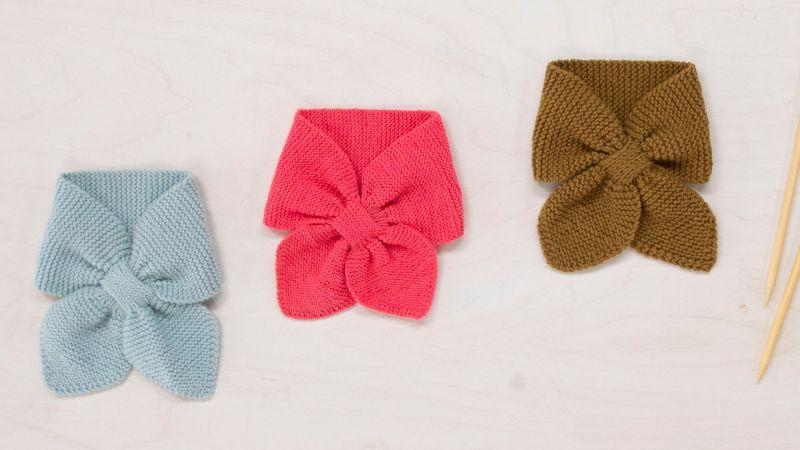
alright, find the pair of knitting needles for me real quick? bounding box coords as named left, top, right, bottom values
left=760, top=116, right=800, bottom=381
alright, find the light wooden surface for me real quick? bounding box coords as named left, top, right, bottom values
left=1, top=1, right=799, bottom=449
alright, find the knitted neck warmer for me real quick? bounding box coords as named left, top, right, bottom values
left=532, top=60, right=717, bottom=272
left=35, top=170, right=221, bottom=399
left=264, top=109, right=464, bottom=319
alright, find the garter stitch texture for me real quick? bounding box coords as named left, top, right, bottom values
left=35, top=170, right=221, bottom=399
left=532, top=60, right=717, bottom=272
left=264, top=109, right=464, bottom=320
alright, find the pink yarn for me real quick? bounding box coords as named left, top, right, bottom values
left=264, top=109, right=464, bottom=319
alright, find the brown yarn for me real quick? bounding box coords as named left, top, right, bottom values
left=532, top=60, right=716, bottom=272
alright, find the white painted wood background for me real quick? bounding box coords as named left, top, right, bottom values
left=1, top=0, right=799, bottom=448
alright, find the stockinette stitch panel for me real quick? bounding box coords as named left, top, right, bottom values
left=532, top=60, right=717, bottom=272
left=35, top=170, right=221, bottom=399
left=264, top=109, right=464, bottom=320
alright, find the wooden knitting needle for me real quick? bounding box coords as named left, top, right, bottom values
left=766, top=117, right=800, bottom=306
left=758, top=246, right=800, bottom=381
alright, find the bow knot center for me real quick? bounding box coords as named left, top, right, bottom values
left=599, top=139, right=651, bottom=183
left=331, top=199, right=382, bottom=247
left=100, top=260, right=154, bottom=314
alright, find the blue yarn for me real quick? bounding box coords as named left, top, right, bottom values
left=35, top=170, right=221, bottom=399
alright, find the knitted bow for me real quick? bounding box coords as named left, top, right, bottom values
left=35, top=171, right=220, bottom=399
left=264, top=109, right=464, bottom=319
left=532, top=60, right=717, bottom=271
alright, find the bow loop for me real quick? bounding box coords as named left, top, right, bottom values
left=330, top=199, right=385, bottom=248
left=598, top=137, right=651, bottom=183
left=100, top=260, right=154, bottom=315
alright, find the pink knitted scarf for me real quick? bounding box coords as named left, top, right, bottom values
left=264, top=109, right=464, bottom=319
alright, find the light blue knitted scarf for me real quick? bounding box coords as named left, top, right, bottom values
left=35, top=170, right=221, bottom=399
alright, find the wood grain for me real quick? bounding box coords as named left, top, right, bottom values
left=0, top=0, right=799, bottom=448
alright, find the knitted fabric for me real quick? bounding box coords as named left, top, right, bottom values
left=264, top=109, right=464, bottom=319
left=35, top=170, right=221, bottom=399
left=532, top=60, right=717, bottom=272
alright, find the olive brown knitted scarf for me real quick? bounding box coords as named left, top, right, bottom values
left=532, top=60, right=717, bottom=272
